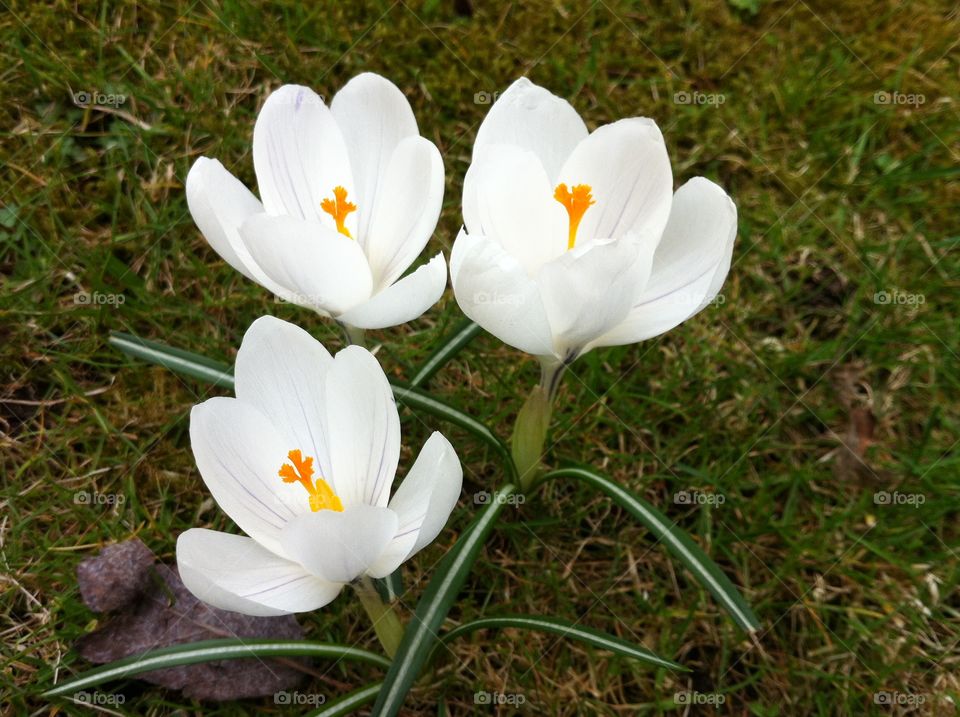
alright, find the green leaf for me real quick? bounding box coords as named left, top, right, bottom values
left=438, top=615, right=685, bottom=671
left=306, top=683, right=382, bottom=717
left=109, top=331, right=234, bottom=388
left=374, top=568, right=403, bottom=603
left=391, top=384, right=515, bottom=481
left=409, top=320, right=482, bottom=388
left=109, top=331, right=515, bottom=480
left=43, top=639, right=390, bottom=698
left=539, top=468, right=760, bottom=632
left=372, top=483, right=516, bottom=717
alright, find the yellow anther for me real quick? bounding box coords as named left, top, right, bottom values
left=320, top=186, right=357, bottom=238
left=279, top=449, right=343, bottom=512
left=553, top=183, right=595, bottom=250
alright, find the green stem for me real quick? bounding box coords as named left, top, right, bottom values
left=341, top=323, right=367, bottom=348
left=511, top=357, right=566, bottom=490
left=353, top=576, right=404, bottom=658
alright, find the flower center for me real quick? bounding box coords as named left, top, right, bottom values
left=554, top=183, right=595, bottom=250
left=278, top=449, right=343, bottom=512
left=320, top=186, right=357, bottom=238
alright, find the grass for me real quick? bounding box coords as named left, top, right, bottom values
left=2, top=0, right=958, bottom=714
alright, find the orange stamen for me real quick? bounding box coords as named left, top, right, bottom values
left=553, top=183, right=595, bottom=250
left=278, top=449, right=343, bottom=512
left=320, top=185, right=357, bottom=238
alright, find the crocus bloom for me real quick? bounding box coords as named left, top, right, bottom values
left=176, top=316, right=462, bottom=616
left=451, top=78, right=737, bottom=362
left=186, top=73, right=447, bottom=330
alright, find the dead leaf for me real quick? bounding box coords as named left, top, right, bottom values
left=76, top=539, right=308, bottom=701
left=77, top=538, right=155, bottom=612
left=831, top=363, right=884, bottom=483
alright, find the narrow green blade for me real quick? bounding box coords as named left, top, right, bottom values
left=391, top=384, right=515, bottom=480
left=307, top=682, right=382, bottom=717
left=409, top=320, right=483, bottom=388
left=439, top=615, right=685, bottom=670
left=541, top=468, right=760, bottom=632
left=43, top=639, right=390, bottom=698
left=109, top=331, right=235, bottom=388
left=375, top=568, right=403, bottom=603
left=371, top=484, right=516, bottom=716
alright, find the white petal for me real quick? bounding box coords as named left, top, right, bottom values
left=234, top=316, right=334, bottom=484
left=474, top=77, right=588, bottom=180
left=363, top=136, right=444, bottom=289
left=640, top=177, right=737, bottom=301
left=462, top=144, right=567, bottom=274
left=589, top=177, right=737, bottom=349
left=695, top=243, right=734, bottom=313
left=536, top=233, right=653, bottom=358
left=185, top=158, right=263, bottom=283
left=280, top=505, right=398, bottom=583
left=253, top=84, right=356, bottom=233
left=556, top=118, right=673, bottom=243
left=448, top=226, right=481, bottom=285
left=240, top=213, right=373, bottom=315
left=324, top=346, right=400, bottom=508
left=177, top=529, right=342, bottom=616
left=450, top=230, right=557, bottom=357
left=330, top=73, right=420, bottom=246
left=336, top=253, right=447, bottom=330
left=367, top=432, right=462, bottom=578
left=190, top=398, right=302, bottom=554
left=186, top=158, right=302, bottom=303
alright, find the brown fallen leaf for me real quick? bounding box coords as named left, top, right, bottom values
left=831, top=363, right=886, bottom=484
left=75, top=538, right=308, bottom=701
left=77, top=539, right=155, bottom=612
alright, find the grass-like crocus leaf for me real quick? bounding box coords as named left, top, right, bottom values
left=306, top=682, right=382, bottom=717
left=438, top=615, right=685, bottom=671
left=375, top=569, right=403, bottom=603
left=540, top=468, right=761, bottom=632
left=408, top=319, right=483, bottom=388
left=109, top=331, right=515, bottom=479
left=110, top=331, right=235, bottom=387
left=43, top=639, right=390, bottom=698
left=391, top=383, right=515, bottom=481
left=371, top=483, right=516, bottom=717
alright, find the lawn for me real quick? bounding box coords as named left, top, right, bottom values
left=2, top=0, right=958, bottom=714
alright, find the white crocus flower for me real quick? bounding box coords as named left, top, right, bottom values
left=186, top=73, right=447, bottom=331
left=451, top=77, right=737, bottom=364
left=176, top=316, right=462, bottom=617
